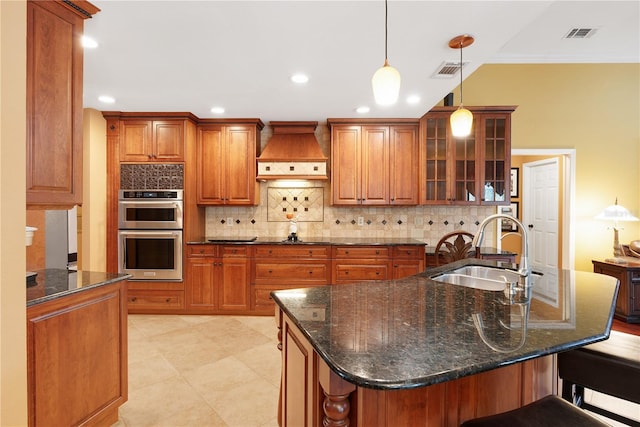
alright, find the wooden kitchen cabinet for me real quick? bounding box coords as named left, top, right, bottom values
left=119, top=120, right=186, bottom=162
left=252, top=245, right=331, bottom=314
left=26, top=0, right=99, bottom=208
left=332, top=246, right=391, bottom=284
left=328, top=119, right=419, bottom=206
left=186, top=244, right=250, bottom=313
left=593, top=259, right=640, bottom=323
left=196, top=120, right=264, bottom=205
left=419, top=106, right=515, bottom=205
left=391, top=246, right=425, bottom=279
left=27, top=279, right=127, bottom=427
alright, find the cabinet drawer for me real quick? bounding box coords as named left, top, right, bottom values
left=254, top=245, right=330, bottom=258
left=334, top=263, right=389, bottom=282
left=127, top=290, right=184, bottom=310
left=254, top=262, right=330, bottom=285
left=392, top=246, right=424, bottom=259
left=187, top=245, right=217, bottom=257
left=254, top=286, right=278, bottom=308
left=333, top=246, right=390, bottom=259
left=221, top=245, right=249, bottom=257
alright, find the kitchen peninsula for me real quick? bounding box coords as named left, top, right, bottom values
left=272, top=259, right=619, bottom=426
left=27, top=270, right=129, bottom=427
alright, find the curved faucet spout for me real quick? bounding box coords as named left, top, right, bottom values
left=472, top=213, right=531, bottom=279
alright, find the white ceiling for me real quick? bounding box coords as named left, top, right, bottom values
left=82, top=1, right=639, bottom=124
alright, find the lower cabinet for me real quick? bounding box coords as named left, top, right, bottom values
left=127, top=283, right=185, bottom=313
left=392, top=246, right=425, bottom=279
left=252, top=245, right=331, bottom=314
left=332, top=246, right=391, bottom=284
left=186, top=244, right=250, bottom=313
left=27, top=280, right=128, bottom=427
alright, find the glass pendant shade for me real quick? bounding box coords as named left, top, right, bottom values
left=372, top=60, right=401, bottom=105
left=450, top=106, right=473, bottom=137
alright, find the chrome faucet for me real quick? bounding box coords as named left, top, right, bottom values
left=472, top=213, right=531, bottom=281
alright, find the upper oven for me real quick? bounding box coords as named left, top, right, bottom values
left=118, top=190, right=183, bottom=230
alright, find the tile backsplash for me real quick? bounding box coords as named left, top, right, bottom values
left=205, top=181, right=497, bottom=246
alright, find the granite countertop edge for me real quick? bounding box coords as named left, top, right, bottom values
left=27, top=269, right=131, bottom=307
left=187, top=237, right=428, bottom=246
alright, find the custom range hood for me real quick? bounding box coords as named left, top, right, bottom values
left=257, top=121, right=328, bottom=180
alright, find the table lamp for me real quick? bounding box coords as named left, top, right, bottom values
left=595, top=198, right=639, bottom=260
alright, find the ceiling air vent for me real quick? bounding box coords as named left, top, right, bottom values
left=432, top=61, right=469, bottom=79
left=564, top=28, right=597, bottom=39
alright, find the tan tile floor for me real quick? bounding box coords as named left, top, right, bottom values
left=113, top=315, right=280, bottom=427
left=115, top=314, right=639, bottom=427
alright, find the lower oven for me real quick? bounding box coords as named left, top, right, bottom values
left=118, top=229, right=183, bottom=281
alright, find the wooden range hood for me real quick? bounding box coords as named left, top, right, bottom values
left=256, top=121, right=328, bottom=180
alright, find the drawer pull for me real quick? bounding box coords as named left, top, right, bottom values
left=345, top=271, right=349, bottom=275
left=308, top=271, right=313, bottom=275
left=199, top=249, right=205, bottom=254
left=345, top=251, right=349, bottom=255
left=376, top=271, right=380, bottom=275
left=376, top=250, right=380, bottom=255
left=165, top=298, right=170, bottom=303
left=268, top=270, right=273, bottom=274
left=130, top=297, right=137, bottom=302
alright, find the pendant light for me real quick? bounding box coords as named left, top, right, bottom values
left=449, top=34, right=474, bottom=137
left=372, top=0, right=401, bottom=105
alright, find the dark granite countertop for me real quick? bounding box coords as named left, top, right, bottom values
left=187, top=237, right=427, bottom=246
left=27, top=269, right=131, bottom=307
left=271, top=258, right=619, bottom=390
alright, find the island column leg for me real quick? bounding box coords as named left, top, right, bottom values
left=319, top=359, right=356, bottom=427
left=275, top=307, right=283, bottom=427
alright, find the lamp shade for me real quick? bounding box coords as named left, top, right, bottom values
left=372, top=60, right=401, bottom=105
left=450, top=106, right=473, bottom=137
left=595, top=202, right=639, bottom=222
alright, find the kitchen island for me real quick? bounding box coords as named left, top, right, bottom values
left=271, top=259, right=619, bottom=426
left=27, top=269, right=129, bottom=427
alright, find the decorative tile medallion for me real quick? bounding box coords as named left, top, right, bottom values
left=267, top=187, right=324, bottom=222
left=120, top=164, right=184, bottom=190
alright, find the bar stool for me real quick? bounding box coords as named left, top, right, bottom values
left=460, top=395, right=610, bottom=426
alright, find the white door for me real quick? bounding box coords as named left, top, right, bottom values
left=523, top=158, right=559, bottom=270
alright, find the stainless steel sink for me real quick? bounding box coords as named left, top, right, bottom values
left=431, top=265, right=542, bottom=292
left=431, top=273, right=507, bottom=291
left=446, top=265, right=523, bottom=284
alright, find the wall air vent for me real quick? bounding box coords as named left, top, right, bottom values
left=564, top=28, right=597, bottom=39
left=432, top=61, right=469, bottom=79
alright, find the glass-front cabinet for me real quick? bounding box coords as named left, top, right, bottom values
left=420, top=106, right=515, bottom=205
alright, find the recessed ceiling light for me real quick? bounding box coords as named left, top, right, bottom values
left=81, top=35, right=98, bottom=48
left=407, top=95, right=421, bottom=104
left=210, top=107, right=225, bottom=114
left=356, top=106, right=370, bottom=114
left=98, top=95, right=115, bottom=103
left=290, top=73, right=309, bottom=84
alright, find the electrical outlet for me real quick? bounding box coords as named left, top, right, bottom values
left=357, top=216, right=364, bottom=226
left=226, top=217, right=233, bottom=226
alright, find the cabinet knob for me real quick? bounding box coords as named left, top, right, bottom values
left=375, top=250, right=380, bottom=255
left=308, top=271, right=313, bottom=275
left=130, top=297, right=137, bottom=302
left=199, top=249, right=204, bottom=254
left=268, top=270, right=273, bottom=274
left=345, top=251, right=349, bottom=255
left=345, top=271, right=349, bottom=275
left=268, top=250, right=272, bottom=254
left=376, top=271, right=380, bottom=275
left=165, top=298, right=170, bottom=303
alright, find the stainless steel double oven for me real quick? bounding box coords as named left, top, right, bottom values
left=118, top=190, right=183, bottom=281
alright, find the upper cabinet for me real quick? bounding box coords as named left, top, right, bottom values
left=419, top=106, right=515, bottom=205
left=26, top=0, right=99, bottom=208
left=196, top=119, right=264, bottom=205
left=328, top=119, right=419, bottom=206
left=120, top=120, right=186, bottom=162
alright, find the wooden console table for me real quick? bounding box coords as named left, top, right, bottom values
left=593, top=259, right=640, bottom=323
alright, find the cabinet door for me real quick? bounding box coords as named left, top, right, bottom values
left=225, top=126, right=256, bottom=205
left=197, top=126, right=226, bottom=204
left=422, top=116, right=449, bottom=204
left=481, top=115, right=510, bottom=203
left=361, top=126, right=390, bottom=205
left=120, top=120, right=153, bottom=162
left=451, top=124, right=479, bottom=204
left=26, top=1, right=85, bottom=207
left=331, top=126, right=361, bottom=205
left=153, top=120, right=185, bottom=161
left=219, top=256, right=249, bottom=311
left=389, top=125, right=418, bottom=205
left=186, top=257, right=217, bottom=310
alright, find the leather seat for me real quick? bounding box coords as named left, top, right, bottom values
left=460, top=395, right=609, bottom=427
